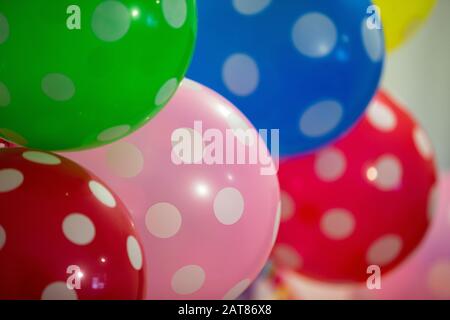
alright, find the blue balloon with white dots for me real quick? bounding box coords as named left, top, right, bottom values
left=188, top=0, right=384, bottom=156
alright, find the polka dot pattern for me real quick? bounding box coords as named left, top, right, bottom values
left=320, top=209, right=355, bottom=240
left=42, top=73, right=75, bottom=102
left=361, top=19, right=384, bottom=62
left=0, top=168, right=24, bottom=193
left=97, top=125, right=131, bottom=142
left=280, top=191, right=295, bottom=221
left=127, top=236, right=143, bottom=270
left=292, top=13, right=337, bottom=58
left=0, top=225, right=5, bottom=250
left=366, top=235, right=402, bottom=266
left=273, top=244, right=302, bottom=269
left=145, top=202, right=182, bottom=239
left=0, top=13, right=9, bottom=44
left=367, top=101, right=397, bottom=132
left=0, top=82, right=11, bottom=107
left=315, top=148, right=346, bottom=182
left=171, top=265, right=205, bottom=295
left=413, top=127, right=433, bottom=160
left=162, top=0, right=188, bottom=29
left=233, top=0, right=271, bottom=15
left=41, top=282, right=78, bottom=300
left=300, top=100, right=343, bottom=137
left=370, top=155, right=403, bottom=191
left=223, top=279, right=251, bottom=300
left=92, top=0, right=131, bottom=42
left=155, top=78, right=178, bottom=107
left=23, top=151, right=61, bottom=165
left=214, top=187, right=245, bottom=225
left=62, top=213, right=96, bottom=246
left=106, top=142, right=144, bottom=178
left=89, top=180, right=116, bottom=208
left=223, top=53, right=259, bottom=96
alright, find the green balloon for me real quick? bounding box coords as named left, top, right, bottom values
left=0, top=0, right=196, bottom=150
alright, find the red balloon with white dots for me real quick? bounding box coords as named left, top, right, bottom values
left=0, top=148, right=146, bottom=299
left=273, top=91, right=437, bottom=282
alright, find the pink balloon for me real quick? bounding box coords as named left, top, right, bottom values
left=356, top=172, right=450, bottom=299
left=63, top=79, right=280, bottom=299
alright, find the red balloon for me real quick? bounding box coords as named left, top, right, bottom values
left=0, top=148, right=146, bottom=299
left=273, top=91, right=437, bottom=282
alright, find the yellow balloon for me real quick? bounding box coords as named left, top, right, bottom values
left=374, top=0, right=437, bottom=51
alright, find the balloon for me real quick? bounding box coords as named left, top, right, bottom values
left=273, top=91, right=437, bottom=282
left=0, top=148, right=145, bottom=299
left=188, top=0, right=384, bottom=156
left=0, top=1, right=196, bottom=151
left=356, top=172, right=450, bottom=299
left=374, top=0, right=436, bottom=51
left=64, top=79, right=280, bottom=299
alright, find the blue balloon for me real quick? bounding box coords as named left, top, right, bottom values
left=188, top=0, right=384, bottom=156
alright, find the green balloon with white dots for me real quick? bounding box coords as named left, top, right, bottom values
left=0, top=0, right=197, bottom=150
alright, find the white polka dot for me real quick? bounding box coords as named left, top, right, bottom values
left=106, top=142, right=144, bottom=178
left=41, top=282, right=78, bottom=300
left=320, top=209, right=355, bottom=240
left=223, top=279, right=252, bottom=300
left=370, top=155, right=403, bottom=191
left=292, top=13, right=337, bottom=58
left=280, top=191, right=295, bottom=221
left=127, top=235, right=143, bottom=270
left=366, top=235, right=402, bottom=266
left=428, top=184, right=438, bottom=221
left=272, top=200, right=282, bottom=246
left=92, top=0, right=131, bottom=42
left=315, top=148, right=347, bottom=182
left=42, top=73, right=75, bottom=101
left=0, top=225, right=6, bottom=250
left=273, top=244, right=302, bottom=269
left=155, top=78, right=178, bottom=107
left=223, top=53, right=259, bottom=96
left=88, top=180, right=116, bottom=208
left=362, top=19, right=383, bottom=62
left=0, top=82, right=11, bottom=107
left=225, top=112, right=256, bottom=146
left=162, top=0, right=187, bottom=29
left=214, top=187, right=245, bottom=225
left=171, top=265, right=205, bottom=295
left=413, top=127, right=433, bottom=160
left=300, top=100, right=343, bottom=137
left=171, top=128, right=204, bottom=164
left=232, top=0, right=271, bottom=15
left=97, top=125, right=130, bottom=142
left=145, top=202, right=182, bottom=239
left=0, top=168, right=24, bottom=193
left=0, top=13, right=9, bottom=44
left=22, top=151, right=61, bottom=165
left=62, top=213, right=96, bottom=246
left=428, top=261, right=450, bottom=299
left=367, top=101, right=397, bottom=132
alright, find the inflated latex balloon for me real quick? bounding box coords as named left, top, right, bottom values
left=188, top=0, right=384, bottom=156
left=273, top=91, right=437, bottom=282
left=64, top=79, right=280, bottom=299
left=0, top=148, right=145, bottom=299
left=0, top=1, right=196, bottom=150
left=374, top=0, right=436, bottom=51
left=356, top=172, right=450, bottom=300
